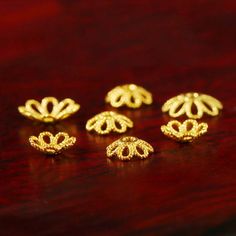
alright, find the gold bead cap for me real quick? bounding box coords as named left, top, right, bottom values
left=29, top=132, right=76, bottom=155
left=105, top=84, right=153, bottom=108
left=161, top=119, right=208, bottom=142
left=86, top=111, right=133, bottom=135
left=162, top=92, right=223, bottom=119
left=106, top=136, right=154, bottom=161
left=18, top=97, right=80, bottom=123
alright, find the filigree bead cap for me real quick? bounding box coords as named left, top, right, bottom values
left=105, top=84, right=153, bottom=108
left=86, top=111, right=133, bottom=135
left=162, top=92, right=223, bottom=119
left=106, top=136, right=154, bottom=161
left=29, top=131, right=76, bottom=155
left=18, top=97, right=80, bottom=123
left=161, top=119, right=208, bottom=142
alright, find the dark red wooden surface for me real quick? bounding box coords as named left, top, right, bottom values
left=1, top=1, right=236, bottom=235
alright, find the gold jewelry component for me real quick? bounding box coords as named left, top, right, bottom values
left=161, top=119, right=208, bottom=142
left=106, top=136, right=154, bottom=161
left=29, top=131, right=76, bottom=155
left=86, top=111, right=133, bottom=135
left=105, top=84, right=153, bottom=108
left=162, top=92, right=223, bottom=119
left=18, top=97, right=80, bottom=123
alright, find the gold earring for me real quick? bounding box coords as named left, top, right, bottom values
left=18, top=97, right=80, bottom=123
left=29, top=131, right=76, bottom=155
left=105, top=84, right=153, bottom=108
left=86, top=111, right=133, bottom=135
left=161, top=119, right=208, bottom=142
left=106, top=136, right=154, bottom=161
left=162, top=92, right=223, bottom=119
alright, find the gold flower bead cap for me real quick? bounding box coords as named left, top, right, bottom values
left=18, top=97, right=80, bottom=123
left=161, top=119, right=208, bottom=142
left=162, top=92, right=223, bottom=119
left=106, top=136, right=154, bottom=161
left=29, top=131, right=76, bottom=155
left=105, top=84, right=153, bottom=108
left=86, top=111, right=133, bottom=135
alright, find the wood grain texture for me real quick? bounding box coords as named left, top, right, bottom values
left=0, top=1, right=236, bottom=235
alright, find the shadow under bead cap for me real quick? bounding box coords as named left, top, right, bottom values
left=162, top=92, right=223, bottom=119
left=86, top=111, right=133, bottom=135
left=18, top=97, right=80, bottom=123
left=105, top=84, right=153, bottom=108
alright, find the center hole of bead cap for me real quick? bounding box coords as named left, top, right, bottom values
left=184, top=92, right=199, bottom=102
left=129, top=84, right=137, bottom=90
left=102, top=111, right=115, bottom=117
left=185, top=92, right=199, bottom=98
left=120, top=136, right=138, bottom=142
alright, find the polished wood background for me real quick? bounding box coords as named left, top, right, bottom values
left=0, top=1, right=236, bottom=235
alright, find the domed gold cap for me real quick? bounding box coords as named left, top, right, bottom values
left=18, top=97, right=80, bottom=123
left=162, top=92, right=223, bottom=119
left=105, top=84, right=153, bottom=108
left=86, top=111, right=133, bottom=135
left=106, top=136, right=154, bottom=161
left=161, top=119, right=208, bottom=142
left=29, top=132, right=76, bottom=155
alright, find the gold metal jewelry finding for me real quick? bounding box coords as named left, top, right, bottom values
left=18, top=97, right=80, bottom=123
left=162, top=92, right=223, bottom=119
left=86, top=111, right=133, bottom=135
left=106, top=136, right=154, bottom=161
left=161, top=119, right=208, bottom=142
left=29, top=131, right=76, bottom=155
left=105, top=84, right=153, bottom=108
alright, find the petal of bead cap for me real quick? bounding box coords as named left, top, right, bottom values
left=106, top=136, right=154, bottom=161
left=18, top=97, right=80, bottom=123
left=162, top=92, right=223, bottom=119
left=105, top=84, right=153, bottom=108
left=161, top=119, right=208, bottom=142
